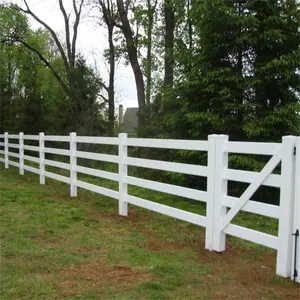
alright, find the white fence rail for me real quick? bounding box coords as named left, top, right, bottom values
left=0, top=132, right=299, bottom=283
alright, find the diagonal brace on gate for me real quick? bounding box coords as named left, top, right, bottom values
left=220, top=149, right=282, bottom=232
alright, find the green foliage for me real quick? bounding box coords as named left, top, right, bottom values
left=0, top=5, right=107, bottom=135
left=140, top=0, right=300, bottom=205
left=146, top=0, right=300, bottom=142
left=64, top=54, right=107, bottom=135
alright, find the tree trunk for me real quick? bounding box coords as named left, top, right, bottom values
left=117, top=0, right=146, bottom=124
left=67, top=73, right=79, bottom=132
left=108, top=25, right=115, bottom=136
left=145, top=0, right=155, bottom=105
left=98, top=0, right=116, bottom=136
left=236, top=1, right=244, bottom=140
left=164, top=0, right=174, bottom=87
left=187, top=0, right=193, bottom=50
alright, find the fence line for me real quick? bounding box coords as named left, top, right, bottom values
left=0, top=132, right=299, bottom=283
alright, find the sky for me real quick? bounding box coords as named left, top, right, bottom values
left=14, top=0, right=138, bottom=111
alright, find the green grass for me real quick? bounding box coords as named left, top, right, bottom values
left=0, top=165, right=298, bottom=299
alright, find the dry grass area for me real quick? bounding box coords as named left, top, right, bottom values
left=0, top=166, right=299, bottom=299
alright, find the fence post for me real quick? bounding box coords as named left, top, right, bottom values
left=4, top=132, right=8, bottom=169
left=39, top=132, right=45, bottom=184
left=276, top=136, right=297, bottom=278
left=291, top=137, right=300, bottom=283
left=118, top=133, right=128, bottom=216
left=212, top=135, right=229, bottom=252
left=19, top=132, right=24, bottom=175
left=70, top=132, right=77, bottom=197
left=205, top=135, right=217, bottom=250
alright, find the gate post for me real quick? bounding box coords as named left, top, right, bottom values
left=70, top=132, right=77, bottom=197
left=19, top=132, right=24, bottom=175
left=4, top=132, right=8, bottom=169
left=39, top=132, right=45, bottom=184
left=212, top=135, right=229, bottom=252
left=118, top=133, right=128, bottom=216
left=276, top=136, right=297, bottom=278
left=291, top=137, right=300, bottom=283
left=206, top=135, right=217, bottom=250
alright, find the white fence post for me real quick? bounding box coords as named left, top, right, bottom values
left=205, top=134, right=217, bottom=250
left=70, top=132, right=77, bottom=197
left=4, top=132, right=8, bottom=169
left=212, top=135, right=229, bottom=252
left=291, top=137, right=300, bottom=283
left=276, top=136, right=297, bottom=278
left=118, top=133, right=128, bottom=216
left=39, top=132, right=45, bottom=184
left=19, top=132, right=24, bottom=175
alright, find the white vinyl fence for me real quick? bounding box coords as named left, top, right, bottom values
left=0, top=132, right=299, bottom=283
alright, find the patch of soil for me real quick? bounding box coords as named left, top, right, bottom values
left=104, top=209, right=154, bottom=222
left=58, top=261, right=150, bottom=297
left=143, top=233, right=299, bottom=299
left=29, top=230, right=66, bottom=245
left=138, top=228, right=154, bottom=236
left=147, top=238, right=187, bottom=252
left=12, top=181, right=26, bottom=186
left=196, top=249, right=299, bottom=299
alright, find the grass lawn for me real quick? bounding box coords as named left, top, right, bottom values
left=0, top=165, right=299, bottom=299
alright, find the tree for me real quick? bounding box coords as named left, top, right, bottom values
left=162, top=0, right=300, bottom=142
left=0, top=3, right=107, bottom=135
left=146, top=0, right=299, bottom=142
left=244, top=0, right=300, bottom=140
left=144, top=0, right=158, bottom=104
left=9, top=0, right=87, bottom=131
left=71, top=54, right=107, bottom=136
left=116, top=0, right=146, bottom=126
left=164, top=0, right=175, bottom=87
left=97, top=0, right=118, bottom=136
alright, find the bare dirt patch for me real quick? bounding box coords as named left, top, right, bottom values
left=58, top=261, right=150, bottom=297
left=138, top=228, right=154, bottom=236
left=142, top=233, right=299, bottom=299
left=12, top=181, right=26, bottom=186
left=198, top=249, right=300, bottom=299
left=147, top=238, right=187, bottom=252
left=103, top=209, right=154, bottom=223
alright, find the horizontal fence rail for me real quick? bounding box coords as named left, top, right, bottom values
left=76, top=150, right=118, bottom=163
left=75, top=165, right=119, bottom=182
left=0, top=132, right=299, bottom=283
left=23, top=145, right=39, bottom=152
left=125, top=175, right=208, bottom=202
left=127, top=138, right=208, bottom=151
left=24, top=155, right=40, bottom=163
left=126, top=194, right=207, bottom=227
left=76, top=136, right=119, bottom=145
left=23, top=135, right=39, bottom=140
left=126, top=157, right=209, bottom=177
left=44, top=135, right=70, bottom=142
left=224, top=141, right=282, bottom=156
left=224, top=168, right=281, bottom=188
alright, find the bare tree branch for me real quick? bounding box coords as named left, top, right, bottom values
left=73, top=0, right=79, bottom=15
left=58, top=0, right=72, bottom=66
left=98, top=94, right=108, bottom=103
left=20, top=0, right=70, bottom=72
left=98, top=80, right=109, bottom=92
left=71, top=0, right=85, bottom=67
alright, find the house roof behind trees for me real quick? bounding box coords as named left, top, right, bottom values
left=120, top=107, right=138, bottom=135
